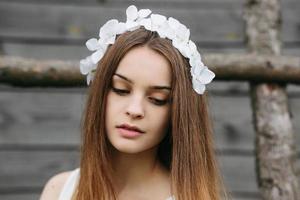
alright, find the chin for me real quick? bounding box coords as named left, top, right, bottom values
left=109, top=139, right=142, bottom=153
left=113, top=145, right=144, bottom=154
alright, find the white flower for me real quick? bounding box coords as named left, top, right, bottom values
left=172, top=23, right=190, bottom=53
left=189, top=47, right=203, bottom=71
left=91, top=50, right=105, bottom=64
left=86, top=38, right=101, bottom=51
left=138, top=9, right=151, bottom=19
left=136, top=8, right=152, bottom=30
left=80, top=56, right=96, bottom=75
left=171, top=40, right=188, bottom=58
left=139, top=18, right=152, bottom=30
left=126, top=5, right=139, bottom=21
left=166, top=17, right=180, bottom=40
left=99, top=19, right=119, bottom=43
left=79, top=4, right=215, bottom=94
left=85, top=38, right=108, bottom=64
left=151, top=14, right=167, bottom=27
left=191, top=64, right=202, bottom=79
left=166, top=19, right=191, bottom=58
left=87, top=71, right=95, bottom=85
left=193, top=66, right=215, bottom=85
left=151, top=14, right=168, bottom=38
left=187, top=40, right=201, bottom=60
left=192, top=76, right=206, bottom=94
left=198, top=67, right=215, bottom=84
left=125, top=5, right=140, bottom=31
left=88, top=19, right=121, bottom=65
left=126, top=20, right=140, bottom=31
left=116, top=22, right=127, bottom=35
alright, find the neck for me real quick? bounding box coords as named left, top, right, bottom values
left=111, top=146, right=169, bottom=193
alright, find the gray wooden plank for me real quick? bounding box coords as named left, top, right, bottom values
left=2, top=42, right=248, bottom=61
left=211, top=91, right=300, bottom=152
left=2, top=42, right=300, bottom=63
left=0, top=0, right=246, bottom=6
left=0, top=150, right=258, bottom=195
left=0, top=2, right=248, bottom=43
left=0, top=88, right=299, bottom=152
left=0, top=0, right=297, bottom=7
left=1, top=42, right=247, bottom=61
left=0, top=1, right=299, bottom=43
left=0, top=150, right=79, bottom=188
left=0, top=89, right=85, bottom=145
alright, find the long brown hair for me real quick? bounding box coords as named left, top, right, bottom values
left=73, top=27, right=227, bottom=200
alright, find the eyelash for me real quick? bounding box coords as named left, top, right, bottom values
left=111, top=87, right=168, bottom=106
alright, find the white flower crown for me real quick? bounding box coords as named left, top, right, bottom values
left=79, top=5, right=215, bottom=94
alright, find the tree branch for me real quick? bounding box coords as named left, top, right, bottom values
left=0, top=54, right=300, bottom=87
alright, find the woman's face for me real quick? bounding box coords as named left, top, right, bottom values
left=105, top=45, right=172, bottom=154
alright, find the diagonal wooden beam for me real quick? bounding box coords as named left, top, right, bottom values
left=0, top=54, right=300, bottom=87
left=245, top=0, right=300, bottom=199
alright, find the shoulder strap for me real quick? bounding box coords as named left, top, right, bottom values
left=58, top=168, right=80, bottom=200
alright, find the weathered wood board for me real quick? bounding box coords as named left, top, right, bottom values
left=0, top=86, right=299, bottom=200
left=0, top=84, right=299, bottom=150
left=0, top=150, right=258, bottom=199
left=0, top=1, right=299, bottom=44
left=0, top=2, right=244, bottom=42
left=0, top=0, right=300, bottom=199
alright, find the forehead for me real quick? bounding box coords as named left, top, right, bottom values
left=114, top=46, right=171, bottom=86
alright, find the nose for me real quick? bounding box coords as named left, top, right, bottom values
left=126, top=95, right=145, bottom=119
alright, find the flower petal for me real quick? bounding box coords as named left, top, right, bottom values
left=86, top=38, right=101, bottom=51
left=168, top=17, right=180, bottom=30
left=87, top=72, right=95, bottom=85
left=138, top=9, right=152, bottom=18
left=139, top=18, right=152, bottom=30
left=192, top=77, right=206, bottom=94
left=126, top=20, right=140, bottom=31
left=172, top=39, right=188, bottom=56
left=116, top=22, right=127, bottom=34
left=98, top=39, right=109, bottom=51
left=188, top=40, right=197, bottom=52
left=99, top=19, right=119, bottom=38
left=191, top=64, right=203, bottom=76
left=80, top=56, right=94, bottom=75
left=156, top=26, right=168, bottom=38
left=196, top=67, right=215, bottom=84
left=91, top=50, right=104, bottom=64
left=126, top=5, right=138, bottom=21
left=176, top=23, right=190, bottom=42
left=151, top=14, right=167, bottom=26
left=105, top=35, right=116, bottom=45
left=80, top=61, right=89, bottom=75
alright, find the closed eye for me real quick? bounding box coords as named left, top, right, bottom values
left=111, top=87, right=169, bottom=106
left=111, top=87, right=129, bottom=95
left=148, top=97, right=168, bottom=106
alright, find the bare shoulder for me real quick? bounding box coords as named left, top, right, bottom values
left=39, top=170, right=73, bottom=200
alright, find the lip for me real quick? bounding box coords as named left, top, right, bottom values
left=116, top=123, right=145, bottom=138
left=117, top=127, right=144, bottom=138
left=116, top=123, right=145, bottom=133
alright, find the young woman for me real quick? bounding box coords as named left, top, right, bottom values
left=40, top=5, right=227, bottom=200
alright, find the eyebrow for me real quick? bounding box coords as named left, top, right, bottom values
left=113, top=73, right=171, bottom=91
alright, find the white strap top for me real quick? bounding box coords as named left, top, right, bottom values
left=58, top=168, right=80, bottom=200
left=59, top=168, right=175, bottom=200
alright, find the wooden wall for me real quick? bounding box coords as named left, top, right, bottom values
left=0, top=0, right=299, bottom=199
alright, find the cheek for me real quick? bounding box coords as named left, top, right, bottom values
left=149, top=107, right=171, bottom=137
left=106, top=92, right=120, bottom=114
